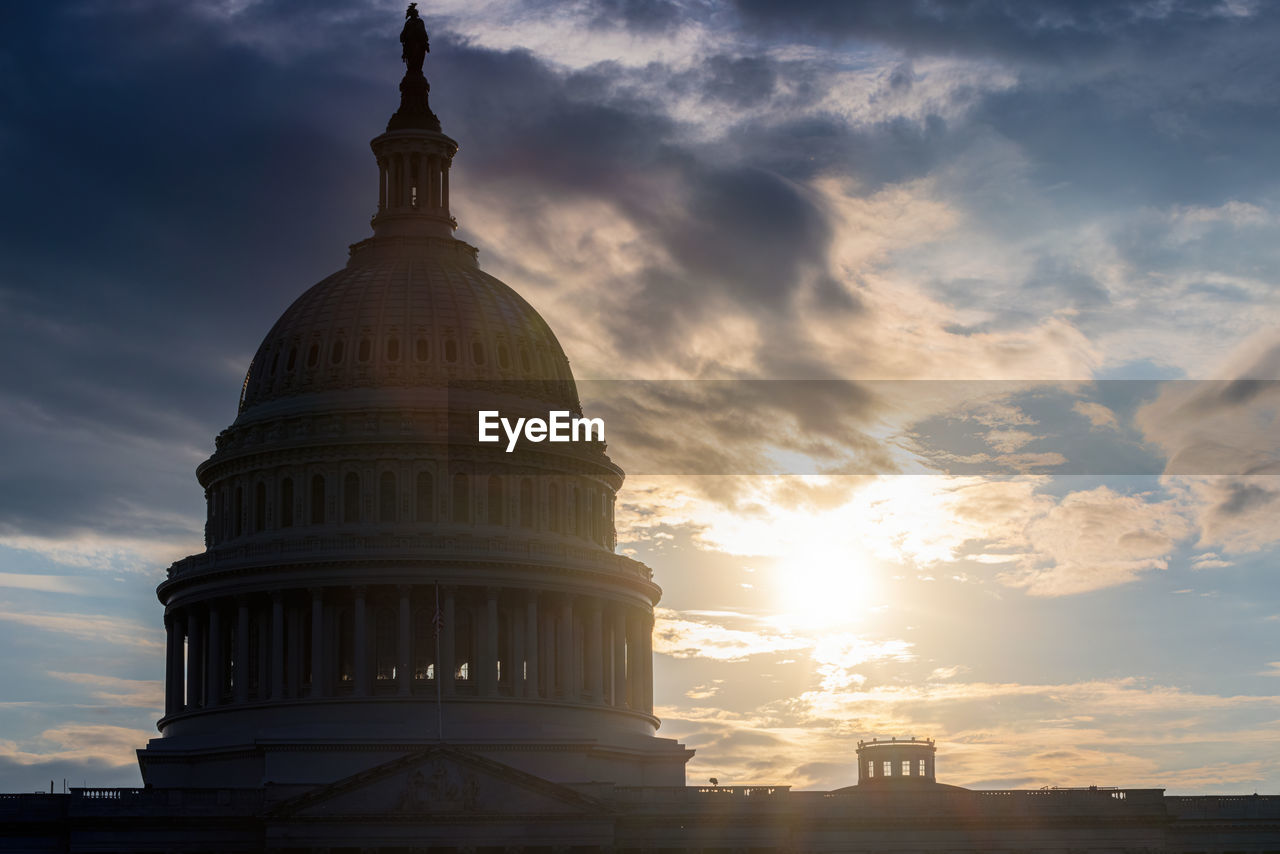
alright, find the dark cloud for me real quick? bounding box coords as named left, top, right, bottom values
left=1216, top=482, right=1278, bottom=518
left=729, top=0, right=1273, bottom=65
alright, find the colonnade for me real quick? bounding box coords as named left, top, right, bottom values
left=377, top=150, right=450, bottom=213
left=164, top=585, right=654, bottom=719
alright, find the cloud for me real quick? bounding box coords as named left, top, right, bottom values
left=997, top=486, right=1192, bottom=596
left=0, top=724, right=152, bottom=768
left=46, top=672, right=164, bottom=710
left=0, top=606, right=164, bottom=651
left=654, top=608, right=809, bottom=661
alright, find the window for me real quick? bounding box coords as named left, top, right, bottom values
left=918, top=758, right=926, bottom=776
left=306, top=343, right=319, bottom=368
left=286, top=347, right=297, bottom=372
left=343, top=472, right=360, bottom=523
left=310, top=474, right=325, bottom=525
left=386, top=337, right=400, bottom=361
left=280, top=478, right=294, bottom=528
left=452, top=473, right=470, bottom=523
left=487, top=476, right=503, bottom=525
left=867, top=761, right=874, bottom=778
left=901, top=760, right=911, bottom=776
left=472, top=342, right=485, bottom=365
left=330, top=339, right=344, bottom=364
left=519, top=479, right=533, bottom=528
left=548, top=484, right=561, bottom=532
left=338, top=609, right=354, bottom=683
left=883, top=760, right=891, bottom=777
left=415, top=337, right=429, bottom=361
left=444, top=339, right=458, bottom=363
left=415, top=471, right=433, bottom=522
left=413, top=608, right=436, bottom=680
left=379, top=471, right=396, bottom=522
left=375, top=608, right=397, bottom=680
left=253, top=481, right=266, bottom=533
left=454, top=608, right=472, bottom=680
left=358, top=338, right=371, bottom=362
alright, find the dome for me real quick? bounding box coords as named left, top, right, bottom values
left=236, top=235, right=580, bottom=421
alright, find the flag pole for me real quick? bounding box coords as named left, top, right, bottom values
left=434, top=581, right=444, bottom=742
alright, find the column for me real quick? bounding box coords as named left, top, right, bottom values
left=235, top=598, right=250, bottom=703
left=641, top=609, right=654, bottom=714
left=257, top=607, right=269, bottom=699
left=354, top=586, right=368, bottom=696
left=206, top=603, right=223, bottom=706
left=540, top=607, right=555, bottom=698
left=587, top=600, right=603, bottom=703
left=557, top=597, right=573, bottom=700
left=426, top=154, right=439, bottom=208
left=482, top=588, right=499, bottom=696
left=271, top=594, right=285, bottom=700
left=164, top=614, right=179, bottom=715
left=441, top=162, right=450, bottom=212
left=611, top=607, right=626, bottom=708
left=523, top=593, right=539, bottom=698
left=287, top=602, right=301, bottom=699
left=511, top=603, right=525, bottom=697
left=377, top=158, right=387, bottom=210
left=310, top=588, right=326, bottom=697
left=401, top=153, right=413, bottom=209
left=625, top=610, right=639, bottom=709
left=440, top=586, right=456, bottom=696
left=398, top=586, right=412, bottom=695
left=186, top=611, right=202, bottom=708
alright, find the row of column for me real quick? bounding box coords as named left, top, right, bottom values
left=377, top=151, right=450, bottom=212
left=164, top=585, right=654, bottom=718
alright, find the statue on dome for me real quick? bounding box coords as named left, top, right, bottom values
left=401, top=3, right=430, bottom=76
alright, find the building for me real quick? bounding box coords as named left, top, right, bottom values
left=2, top=8, right=1279, bottom=852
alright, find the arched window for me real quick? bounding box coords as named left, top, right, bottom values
left=548, top=483, right=561, bottom=533
left=343, top=472, right=360, bottom=523
left=330, top=339, right=344, bottom=364
left=487, top=476, right=503, bottom=525
left=519, top=479, right=533, bottom=528
left=310, top=474, right=325, bottom=525
left=375, top=607, right=397, bottom=681
left=454, top=607, right=473, bottom=682
left=415, top=337, right=430, bottom=361
left=280, top=477, right=294, bottom=528
left=306, top=343, right=319, bottom=368
left=253, top=481, right=266, bottom=533
left=415, top=471, right=434, bottom=523
left=444, top=339, right=458, bottom=363
left=379, top=471, right=396, bottom=523
left=452, top=473, right=470, bottom=523
left=413, top=608, right=435, bottom=680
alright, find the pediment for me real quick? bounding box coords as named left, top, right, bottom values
left=269, top=746, right=606, bottom=819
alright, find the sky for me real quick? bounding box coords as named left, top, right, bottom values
left=1, top=0, right=1279, bottom=794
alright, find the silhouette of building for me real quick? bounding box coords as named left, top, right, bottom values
left=2, top=9, right=1279, bottom=853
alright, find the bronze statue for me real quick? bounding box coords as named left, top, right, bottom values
left=401, top=3, right=429, bottom=75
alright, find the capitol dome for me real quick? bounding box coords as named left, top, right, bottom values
left=235, top=235, right=581, bottom=421
left=138, top=17, right=691, bottom=792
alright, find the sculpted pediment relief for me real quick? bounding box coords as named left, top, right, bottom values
left=270, top=746, right=605, bottom=818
